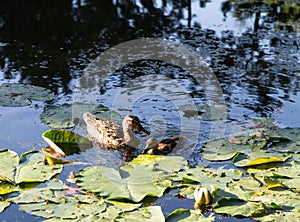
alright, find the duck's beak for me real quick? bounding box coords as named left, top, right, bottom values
left=137, top=123, right=150, bottom=135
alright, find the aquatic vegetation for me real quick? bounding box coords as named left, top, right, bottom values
left=1, top=126, right=300, bottom=221
left=0, top=83, right=55, bottom=107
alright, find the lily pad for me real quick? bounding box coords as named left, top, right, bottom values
left=233, top=150, right=289, bottom=168
left=40, top=103, right=119, bottom=129
left=166, top=209, right=214, bottom=222
left=214, top=199, right=270, bottom=217
left=76, top=165, right=170, bottom=202
left=267, top=128, right=300, bottom=141
left=19, top=194, right=106, bottom=220
left=0, top=83, right=55, bottom=107
left=115, top=206, right=165, bottom=222
left=0, top=200, right=10, bottom=213
left=200, top=138, right=252, bottom=161
left=10, top=180, right=65, bottom=204
left=131, top=155, right=187, bottom=173
left=0, top=149, right=63, bottom=185
left=42, top=129, right=93, bottom=155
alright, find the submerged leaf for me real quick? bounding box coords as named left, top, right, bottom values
left=40, top=103, right=118, bottom=129
left=0, top=83, right=55, bottom=107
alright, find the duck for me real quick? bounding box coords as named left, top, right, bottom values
left=142, top=136, right=184, bottom=155
left=83, top=112, right=150, bottom=150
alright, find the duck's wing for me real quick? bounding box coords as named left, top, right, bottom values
left=83, top=112, right=124, bottom=148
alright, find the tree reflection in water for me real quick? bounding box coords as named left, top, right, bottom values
left=0, top=0, right=299, bottom=117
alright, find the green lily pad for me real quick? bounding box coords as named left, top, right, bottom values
left=0, top=149, right=63, bottom=185
left=166, top=209, right=215, bottom=222
left=116, top=206, right=165, bottom=222
left=267, top=128, right=300, bottom=141
left=0, top=149, right=19, bottom=183
left=173, top=166, right=243, bottom=200
left=270, top=140, right=300, bottom=154
left=10, top=180, right=65, bottom=204
left=76, top=165, right=170, bottom=202
left=201, top=138, right=252, bottom=161
left=40, top=103, right=119, bottom=129
left=19, top=194, right=106, bottom=220
left=0, top=83, right=55, bottom=107
left=42, top=129, right=92, bottom=155
left=214, top=199, right=270, bottom=217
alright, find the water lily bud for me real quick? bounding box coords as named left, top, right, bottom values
left=194, top=186, right=212, bottom=205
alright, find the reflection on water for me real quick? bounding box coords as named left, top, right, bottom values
left=0, top=0, right=299, bottom=151
left=0, top=1, right=299, bottom=221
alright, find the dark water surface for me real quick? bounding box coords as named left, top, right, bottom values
left=0, top=0, right=300, bottom=221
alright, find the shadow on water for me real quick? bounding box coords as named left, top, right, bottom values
left=0, top=0, right=300, bottom=221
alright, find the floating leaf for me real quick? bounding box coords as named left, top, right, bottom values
left=234, top=151, right=288, bottom=168
left=0, top=182, right=17, bottom=195
left=270, top=140, right=300, bottom=154
left=0, top=149, right=63, bottom=185
left=19, top=194, right=106, bottom=220
left=166, top=209, right=214, bottom=222
left=131, top=155, right=187, bottom=173
left=201, top=138, right=252, bottom=161
left=267, top=128, right=300, bottom=141
left=10, top=180, right=65, bottom=204
left=264, top=177, right=287, bottom=190
left=214, top=199, right=270, bottom=217
left=116, top=206, right=165, bottom=222
left=0, top=149, right=19, bottom=183
left=42, top=129, right=92, bottom=156
left=76, top=165, right=170, bottom=202
left=0, top=200, right=10, bottom=213
left=0, top=83, right=55, bottom=107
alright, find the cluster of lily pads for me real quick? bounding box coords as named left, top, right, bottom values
left=0, top=83, right=299, bottom=221
left=1, top=127, right=300, bottom=221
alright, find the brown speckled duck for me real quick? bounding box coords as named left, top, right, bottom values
left=83, top=112, right=149, bottom=150
left=142, top=136, right=184, bottom=155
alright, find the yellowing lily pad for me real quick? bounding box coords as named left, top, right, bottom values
left=131, top=155, right=187, bottom=173
left=0, top=83, right=55, bottom=107
left=234, top=151, right=289, bottom=168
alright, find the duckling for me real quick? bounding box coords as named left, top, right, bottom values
left=83, top=112, right=149, bottom=150
left=142, top=136, right=184, bottom=155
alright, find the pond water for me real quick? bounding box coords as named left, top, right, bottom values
left=0, top=0, right=300, bottom=221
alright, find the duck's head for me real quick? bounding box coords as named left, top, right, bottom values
left=142, top=138, right=159, bottom=154
left=123, top=115, right=150, bottom=135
